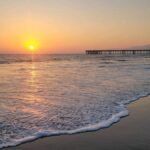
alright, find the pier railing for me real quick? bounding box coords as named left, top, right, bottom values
left=86, top=50, right=150, bottom=55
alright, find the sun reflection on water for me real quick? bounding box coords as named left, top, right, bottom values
left=30, top=63, right=36, bottom=83
left=20, top=61, right=47, bottom=118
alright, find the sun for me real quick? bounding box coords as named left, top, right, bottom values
left=29, top=45, right=35, bottom=51
left=24, top=38, right=39, bottom=53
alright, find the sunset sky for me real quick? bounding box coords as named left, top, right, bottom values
left=0, top=0, right=150, bottom=54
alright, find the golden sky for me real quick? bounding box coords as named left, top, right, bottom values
left=0, top=0, right=150, bottom=53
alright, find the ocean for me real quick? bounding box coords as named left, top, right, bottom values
left=0, top=54, right=150, bottom=148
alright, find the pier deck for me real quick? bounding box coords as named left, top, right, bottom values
left=86, top=50, right=150, bottom=55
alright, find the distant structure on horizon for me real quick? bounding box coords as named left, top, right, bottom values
left=86, top=49, right=150, bottom=55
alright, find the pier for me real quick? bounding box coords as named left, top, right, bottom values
left=86, top=50, right=150, bottom=55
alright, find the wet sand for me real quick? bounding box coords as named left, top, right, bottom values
left=4, top=96, right=150, bottom=150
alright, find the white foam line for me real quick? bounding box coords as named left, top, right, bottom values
left=0, top=106, right=128, bottom=149
left=0, top=94, right=150, bottom=149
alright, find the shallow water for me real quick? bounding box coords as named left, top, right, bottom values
left=0, top=54, right=150, bottom=148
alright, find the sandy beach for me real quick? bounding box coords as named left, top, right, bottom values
left=3, top=96, right=150, bottom=150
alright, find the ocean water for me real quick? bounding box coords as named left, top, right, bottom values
left=0, top=54, right=150, bottom=148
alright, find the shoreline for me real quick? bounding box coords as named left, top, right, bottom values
left=3, top=95, right=150, bottom=150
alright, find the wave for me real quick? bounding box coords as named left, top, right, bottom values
left=1, top=93, right=149, bottom=149
left=0, top=54, right=149, bottom=65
